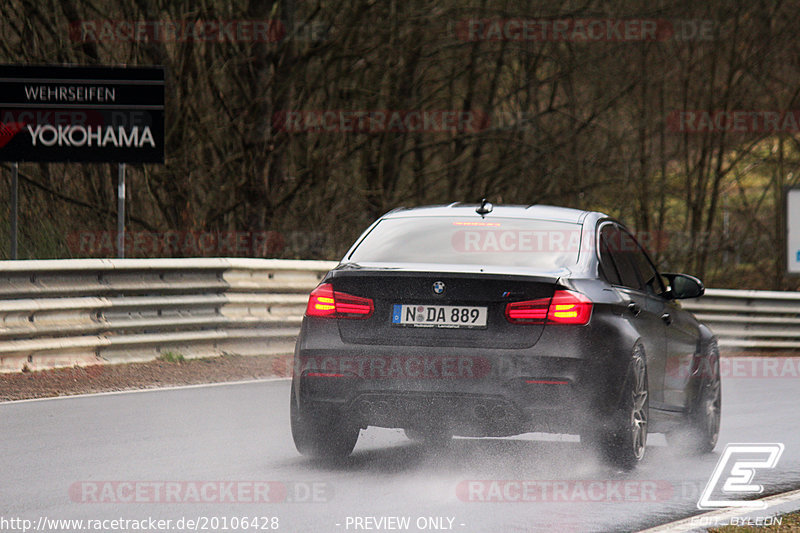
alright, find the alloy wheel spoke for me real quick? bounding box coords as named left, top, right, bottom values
left=633, top=389, right=648, bottom=412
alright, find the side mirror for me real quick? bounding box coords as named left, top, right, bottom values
left=662, top=273, right=705, bottom=300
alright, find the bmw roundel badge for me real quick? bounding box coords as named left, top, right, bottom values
left=432, top=281, right=446, bottom=295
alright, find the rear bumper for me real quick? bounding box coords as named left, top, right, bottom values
left=293, top=316, right=632, bottom=436
left=302, top=383, right=586, bottom=437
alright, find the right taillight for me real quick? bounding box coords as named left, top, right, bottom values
left=305, top=283, right=374, bottom=319
left=505, top=290, right=592, bottom=325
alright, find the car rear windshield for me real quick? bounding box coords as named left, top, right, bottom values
left=346, top=216, right=582, bottom=269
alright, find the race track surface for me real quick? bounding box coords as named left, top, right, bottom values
left=2, top=361, right=799, bottom=533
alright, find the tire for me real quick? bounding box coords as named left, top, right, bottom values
left=290, top=387, right=360, bottom=459
left=588, top=345, right=649, bottom=470
left=667, top=342, right=721, bottom=454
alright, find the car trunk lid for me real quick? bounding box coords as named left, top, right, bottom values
left=327, top=264, right=561, bottom=349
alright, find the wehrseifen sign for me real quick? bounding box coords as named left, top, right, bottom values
left=0, top=64, right=164, bottom=163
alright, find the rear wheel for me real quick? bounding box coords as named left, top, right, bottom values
left=290, top=387, right=360, bottom=459
left=587, top=345, right=649, bottom=470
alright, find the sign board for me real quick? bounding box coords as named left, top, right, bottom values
left=788, top=187, right=800, bottom=275
left=0, top=64, right=164, bottom=163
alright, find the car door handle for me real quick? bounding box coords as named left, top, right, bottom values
left=627, top=302, right=641, bottom=316
left=661, top=313, right=673, bottom=325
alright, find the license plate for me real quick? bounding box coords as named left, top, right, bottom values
left=391, top=304, right=487, bottom=328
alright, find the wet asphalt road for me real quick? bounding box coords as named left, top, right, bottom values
left=3, top=360, right=800, bottom=533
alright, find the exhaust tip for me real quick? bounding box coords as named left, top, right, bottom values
left=357, top=400, right=372, bottom=416
left=491, top=405, right=506, bottom=419
left=374, top=400, right=389, bottom=415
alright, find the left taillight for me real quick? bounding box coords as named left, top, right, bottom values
left=505, top=289, right=593, bottom=325
left=305, top=283, right=374, bottom=319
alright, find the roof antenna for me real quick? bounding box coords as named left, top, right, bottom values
left=476, top=198, right=493, bottom=216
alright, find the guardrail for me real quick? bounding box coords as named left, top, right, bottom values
left=0, top=260, right=797, bottom=372
left=683, top=288, right=800, bottom=350
left=0, top=258, right=337, bottom=372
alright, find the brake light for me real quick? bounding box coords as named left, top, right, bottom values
left=548, top=290, right=593, bottom=323
left=305, top=283, right=374, bottom=319
left=504, top=299, right=549, bottom=323
left=505, top=290, right=592, bottom=325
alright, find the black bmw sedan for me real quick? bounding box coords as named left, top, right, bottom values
left=290, top=202, right=721, bottom=469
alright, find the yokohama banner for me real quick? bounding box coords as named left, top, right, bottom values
left=0, top=64, right=164, bottom=162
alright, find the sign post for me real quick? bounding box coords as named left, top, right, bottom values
left=10, top=162, right=18, bottom=259
left=117, top=163, right=125, bottom=258
left=0, top=64, right=165, bottom=259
